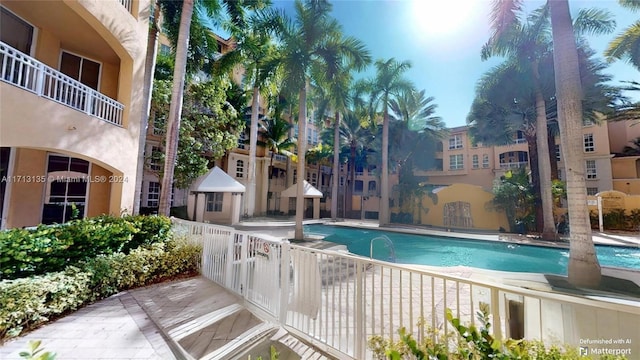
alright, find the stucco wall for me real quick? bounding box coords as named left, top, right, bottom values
left=6, top=149, right=47, bottom=228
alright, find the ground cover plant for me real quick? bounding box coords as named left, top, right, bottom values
left=0, top=216, right=201, bottom=340
left=369, top=304, right=627, bottom=360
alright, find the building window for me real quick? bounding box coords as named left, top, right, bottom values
left=152, top=114, right=165, bottom=135
left=311, top=172, right=317, bottom=186
left=147, top=182, right=160, bottom=207
left=59, top=51, right=101, bottom=90
left=294, top=124, right=299, bottom=138
left=586, top=160, right=597, bottom=179
left=448, top=134, right=463, bottom=149
left=355, top=180, right=363, bottom=194
left=340, top=176, right=344, bottom=187
left=586, top=187, right=598, bottom=196
left=238, top=132, right=247, bottom=149
left=149, top=146, right=162, bottom=171
left=514, top=130, right=526, bottom=144
left=449, top=154, right=464, bottom=170
left=555, top=144, right=561, bottom=161
left=482, top=154, right=489, bottom=168
left=293, top=169, right=297, bottom=184
left=368, top=181, right=377, bottom=193
left=206, top=193, right=223, bottom=212
left=236, top=160, right=244, bottom=178
left=583, top=118, right=595, bottom=126
left=43, top=155, right=90, bottom=224
left=583, top=133, right=595, bottom=152
left=472, top=155, right=479, bottom=169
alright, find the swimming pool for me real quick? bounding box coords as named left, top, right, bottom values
left=304, top=225, right=640, bottom=275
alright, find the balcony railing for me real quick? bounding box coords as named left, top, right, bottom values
left=119, top=0, right=133, bottom=13
left=499, top=161, right=528, bottom=169
left=0, top=42, right=124, bottom=126
left=173, top=218, right=640, bottom=359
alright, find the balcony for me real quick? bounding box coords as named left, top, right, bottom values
left=0, top=42, right=124, bottom=126
left=119, top=0, right=133, bottom=12
left=499, top=161, right=529, bottom=169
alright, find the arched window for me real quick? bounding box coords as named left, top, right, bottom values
left=236, top=160, right=244, bottom=178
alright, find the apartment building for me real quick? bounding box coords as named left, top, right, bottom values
left=608, top=120, right=640, bottom=195
left=0, top=0, right=150, bottom=229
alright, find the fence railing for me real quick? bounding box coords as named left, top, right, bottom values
left=119, top=0, right=133, bottom=13
left=173, top=218, right=640, bottom=359
left=0, top=41, right=124, bottom=126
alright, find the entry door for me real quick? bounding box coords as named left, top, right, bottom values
left=42, top=155, right=90, bottom=224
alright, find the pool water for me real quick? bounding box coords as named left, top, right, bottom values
left=304, top=225, right=640, bottom=275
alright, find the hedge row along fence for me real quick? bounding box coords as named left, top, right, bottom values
left=0, top=215, right=172, bottom=279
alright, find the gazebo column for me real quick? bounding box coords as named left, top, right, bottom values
left=231, top=192, right=242, bottom=224
left=313, top=198, right=320, bottom=219
left=196, top=194, right=205, bottom=222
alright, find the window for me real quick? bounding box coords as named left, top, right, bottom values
left=583, top=133, right=594, bottom=152
left=448, top=135, right=463, bottom=149
left=340, top=176, right=345, bottom=187
left=514, top=130, right=526, bottom=144
left=482, top=154, right=489, bottom=168
left=586, top=160, right=597, bottom=179
left=43, top=155, right=90, bottom=224
left=149, top=146, right=162, bottom=171
left=294, top=124, right=299, bottom=138
left=152, top=114, right=165, bottom=135
left=587, top=187, right=598, bottom=196
left=1, top=7, right=34, bottom=54
left=311, top=172, right=317, bottom=186
left=60, top=51, right=101, bottom=90
left=293, top=169, right=297, bottom=184
left=583, top=118, right=595, bottom=126
left=238, top=132, right=247, bottom=149
left=555, top=144, right=561, bottom=161
left=436, top=141, right=443, bottom=152
left=206, top=193, right=223, bottom=212
left=236, top=160, right=244, bottom=178
left=147, top=182, right=160, bottom=207
left=472, top=155, right=479, bottom=169
left=368, top=181, right=377, bottom=193
left=449, top=154, right=464, bottom=170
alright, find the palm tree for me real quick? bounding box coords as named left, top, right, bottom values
left=483, top=2, right=614, bottom=240
left=215, top=11, right=279, bottom=217
left=368, top=58, right=414, bottom=226
left=271, top=0, right=370, bottom=239
left=605, top=0, right=640, bottom=70
left=549, top=0, right=601, bottom=287
left=157, top=0, right=255, bottom=216
left=258, top=115, right=296, bottom=212
left=339, top=110, right=374, bottom=215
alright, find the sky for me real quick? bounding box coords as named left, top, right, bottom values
left=270, top=0, right=639, bottom=128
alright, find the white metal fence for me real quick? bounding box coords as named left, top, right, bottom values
left=0, top=41, right=124, bottom=126
left=119, top=0, right=133, bottom=13
left=173, top=218, right=640, bottom=359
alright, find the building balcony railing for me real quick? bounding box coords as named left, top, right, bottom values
left=0, top=42, right=124, bottom=126
left=499, top=161, right=529, bottom=169
left=119, top=0, right=133, bottom=13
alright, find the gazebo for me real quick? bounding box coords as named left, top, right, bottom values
left=280, top=180, right=323, bottom=219
left=188, top=166, right=245, bottom=224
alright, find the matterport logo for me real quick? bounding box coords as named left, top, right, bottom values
left=579, top=338, right=632, bottom=357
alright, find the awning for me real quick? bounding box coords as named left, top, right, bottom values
left=191, top=166, right=246, bottom=193
left=281, top=180, right=323, bottom=198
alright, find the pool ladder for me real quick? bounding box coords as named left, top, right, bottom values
left=370, top=235, right=397, bottom=263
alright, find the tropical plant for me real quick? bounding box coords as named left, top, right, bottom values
left=605, top=0, right=640, bottom=71
left=492, top=169, right=536, bottom=233
left=622, top=136, right=640, bottom=155
left=267, top=0, right=370, bottom=238
left=368, top=58, right=414, bottom=226
left=549, top=0, right=602, bottom=287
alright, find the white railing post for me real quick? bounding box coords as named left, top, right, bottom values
left=238, top=232, right=248, bottom=296
left=354, top=259, right=365, bottom=359
left=491, top=287, right=503, bottom=339
left=225, top=230, right=235, bottom=289
left=279, top=241, right=291, bottom=323
left=35, top=63, right=44, bottom=96
left=85, top=90, right=94, bottom=116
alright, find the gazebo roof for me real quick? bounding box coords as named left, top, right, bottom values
left=192, top=166, right=245, bottom=193
left=281, top=180, right=323, bottom=198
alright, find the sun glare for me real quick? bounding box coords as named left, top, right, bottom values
left=410, top=0, right=479, bottom=38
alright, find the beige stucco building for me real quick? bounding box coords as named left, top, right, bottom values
left=0, top=0, right=150, bottom=228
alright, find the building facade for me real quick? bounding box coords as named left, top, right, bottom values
left=1, top=0, right=150, bottom=229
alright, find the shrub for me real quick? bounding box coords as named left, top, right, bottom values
left=0, top=215, right=172, bottom=279
left=369, top=303, right=628, bottom=360
left=0, top=239, right=201, bottom=340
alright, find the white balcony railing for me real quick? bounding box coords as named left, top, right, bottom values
left=499, top=161, right=529, bottom=169
left=0, top=42, right=124, bottom=126
left=173, top=218, right=640, bottom=359
left=119, top=0, right=133, bottom=13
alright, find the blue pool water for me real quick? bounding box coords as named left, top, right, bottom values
left=304, top=225, right=640, bottom=275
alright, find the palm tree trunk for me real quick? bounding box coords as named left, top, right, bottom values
left=548, top=128, right=559, bottom=180
left=532, top=69, right=557, bottom=240
left=294, top=86, right=307, bottom=239
left=349, top=143, right=356, bottom=217
left=380, top=103, right=390, bottom=226
left=525, top=130, right=541, bottom=232
left=134, top=1, right=160, bottom=215
left=246, top=86, right=260, bottom=217
left=549, top=0, right=601, bottom=287
left=331, top=111, right=340, bottom=220
left=159, top=0, right=193, bottom=216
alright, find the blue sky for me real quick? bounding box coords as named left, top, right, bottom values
left=271, top=0, right=639, bottom=128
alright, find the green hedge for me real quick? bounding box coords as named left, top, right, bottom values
left=0, top=215, right=172, bottom=279
left=589, top=209, right=640, bottom=231
left=0, top=239, right=201, bottom=340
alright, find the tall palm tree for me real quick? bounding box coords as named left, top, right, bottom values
left=258, top=115, right=296, bottom=212
left=339, top=110, right=374, bottom=215
left=215, top=10, right=279, bottom=217
left=605, top=0, right=640, bottom=70
left=270, top=0, right=370, bottom=239
left=157, top=0, right=254, bottom=216
left=549, top=0, right=601, bottom=287
left=483, top=1, right=614, bottom=240
left=368, top=58, right=414, bottom=226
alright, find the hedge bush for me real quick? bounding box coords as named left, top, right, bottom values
left=0, top=239, right=201, bottom=340
left=0, top=215, right=172, bottom=279
left=589, top=209, right=640, bottom=231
